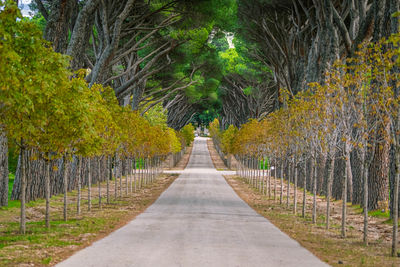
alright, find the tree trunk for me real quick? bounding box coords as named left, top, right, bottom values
left=361, top=145, right=369, bottom=245
left=287, top=160, right=291, bottom=208
left=392, top=140, right=400, bottom=256
left=327, top=153, right=336, bottom=229
left=0, top=131, right=8, bottom=207
left=268, top=159, right=271, bottom=198
left=119, top=159, right=122, bottom=198
left=312, top=156, right=317, bottom=224
left=45, top=158, right=50, bottom=228
left=98, top=157, right=101, bottom=209
left=20, top=146, right=26, bottom=234
left=302, top=158, right=307, bottom=218
left=318, top=153, right=327, bottom=194
left=294, top=159, right=298, bottom=215
left=134, top=158, right=137, bottom=192
left=88, top=157, right=91, bottom=211
left=63, top=157, right=69, bottom=222
left=129, top=158, right=133, bottom=193
left=125, top=159, right=129, bottom=195
left=368, top=140, right=389, bottom=210
left=262, top=159, right=265, bottom=195
left=114, top=155, right=118, bottom=199
left=274, top=157, right=277, bottom=201
left=77, top=156, right=81, bottom=215
left=280, top=159, right=284, bottom=205
left=107, top=156, right=111, bottom=204
left=342, top=148, right=350, bottom=238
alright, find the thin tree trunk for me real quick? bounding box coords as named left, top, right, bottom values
left=327, top=154, right=336, bottom=229
left=45, top=158, right=50, bottom=228
left=312, top=156, right=317, bottom=224
left=392, top=142, right=400, bottom=256
left=361, top=146, right=368, bottom=245
left=119, top=159, right=122, bottom=198
left=114, top=155, right=118, bottom=200
left=126, top=159, right=129, bottom=195
left=63, top=157, right=69, bottom=221
left=130, top=158, right=133, bottom=193
left=274, top=157, right=277, bottom=201
left=302, top=158, right=307, bottom=218
left=294, top=159, right=298, bottom=215
left=287, top=160, right=291, bottom=208
left=88, top=157, right=91, bottom=211
left=98, top=157, right=101, bottom=209
left=342, top=149, right=349, bottom=238
left=280, top=159, right=284, bottom=205
left=134, top=158, right=137, bottom=192
left=268, top=159, right=272, bottom=198
left=20, top=146, right=26, bottom=234
left=262, top=158, right=265, bottom=195
left=77, top=156, right=81, bottom=215
left=107, top=156, right=111, bottom=204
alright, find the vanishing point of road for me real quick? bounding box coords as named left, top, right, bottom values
left=58, top=137, right=328, bottom=267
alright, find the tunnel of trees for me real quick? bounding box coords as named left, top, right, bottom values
left=1, top=0, right=400, bottom=257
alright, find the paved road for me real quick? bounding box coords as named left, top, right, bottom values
left=58, top=137, right=328, bottom=267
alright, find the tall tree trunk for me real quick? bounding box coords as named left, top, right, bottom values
left=129, top=158, right=133, bottom=193
left=134, top=158, right=137, bottom=192
left=312, top=156, right=317, bottom=224
left=63, top=156, right=69, bottom=222
left=119, top=158, right=122, bottom=198
left=342, top=147, right=350, bottom=238
left=125, top=159, right=128, bottom=195
left=268, top=158, right=271, bottom=198
left=368, top=140, right=389, bottom=210
left=318, top=153, right=327, bottom=194
left=274, top=157, right=277, bottom=201
left=347, top=151, right=354, bottom=203
left=262, top=158, right=265, bottom=195
left=0, top=131, right=8, bottom=207
left=107, top=156, right=111, bottom=204
left=294, top=159, right=298, bottom=215
left=302, top=158, right=307, bottom=218
left=280, top=159, right=284, bottom=205
left=88, top=157, right=91, bottom=211
left=361, top=145, right=370, bottom=245
left=287, top=160, right=291, bottom=208
left=77, top=156, right=81, bottom=215
left=327, top=153, right=336, bottom=229
left=114, top=155, right=118, bottom=199
left=20, top=145, right=26, bottom=234
left=393, top=143, right=400, bottom=256
left=392, top=136, right=400, bottom=256
left=98, top=157, right=101, bottom=209
left=45, top=158, right=50, bottom=228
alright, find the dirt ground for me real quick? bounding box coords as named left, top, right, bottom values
left=206, top=139, right=229, bottom=170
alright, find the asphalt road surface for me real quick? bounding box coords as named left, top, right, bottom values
left=57, top=137, right=328, bottom=267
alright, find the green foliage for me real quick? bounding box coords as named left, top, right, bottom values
left=209, top=118, right=222, bottom=142
left=167, top=128, right=182, bottom=153
left=180, top=123, right=195, bottom=146
left=221, top=124, right=238, bottom=154
left=142, top=103, right=168, bottom=129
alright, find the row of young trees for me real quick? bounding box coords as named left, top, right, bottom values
left=210, top=31, right=400, bottom=256
left=0, top=2, right=192, bottom=234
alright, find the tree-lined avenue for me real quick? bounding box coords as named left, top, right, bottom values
left=57, top=137, right=327, bottom=267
